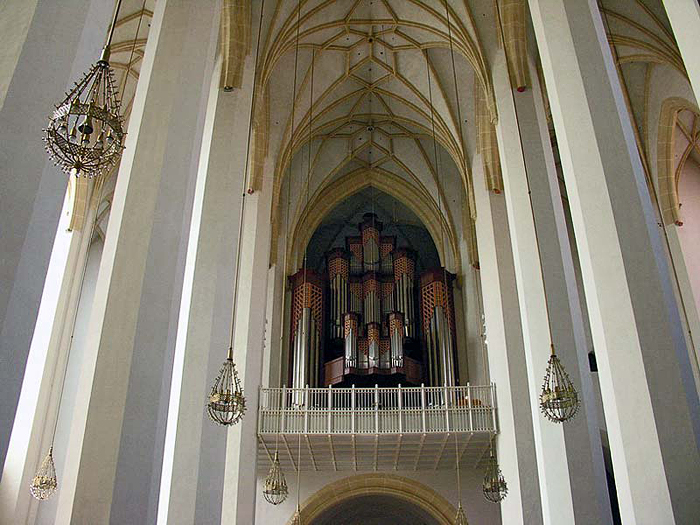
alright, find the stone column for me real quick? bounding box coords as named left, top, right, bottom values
left=0, top=0, right=112, bottom=478
left=48, top=1, right=221, bottom=523
left=221, top=171, right=274, bottom=524
left=472, top=158, right=543, bottom=524
left=156, top=55, right=254, bottom=525
left=0, top=181, right=96, bottom=524
left=663, top=0, right=700, bottom=105
left=528, top=0, right=700, bottom=523
left=492, top=51, right=611, bottom=523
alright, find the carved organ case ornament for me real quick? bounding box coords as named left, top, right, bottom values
left=288, top=213, right=460, bottom=388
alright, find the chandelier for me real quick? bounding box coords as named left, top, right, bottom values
left=43, top=1, right=125, bottom=178
left=263, top=451, right=288, bottom=505
left=29, top=447, right=57, bottom=501
left=207, top=353, right=246, bottom=425
left=482, top=446, right=508, bottom=503
left=540, top=346, right=580, bottom=423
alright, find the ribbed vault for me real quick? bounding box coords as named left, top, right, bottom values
left=250, top=0, right=497, bottom=267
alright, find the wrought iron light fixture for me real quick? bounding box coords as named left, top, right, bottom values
left=29, top=447, right=57, bottom=501
left=207, top=349, right=246, bottom=426
left=482, top=445, right=508, bottom=503
left=263, top=451, right=289, bottom=505
left=44, top=0, right=125, bottom=178
left=540, top=345, right=580, bottom=423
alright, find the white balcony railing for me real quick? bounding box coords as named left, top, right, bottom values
left=258, top=384, right=498, bottom=435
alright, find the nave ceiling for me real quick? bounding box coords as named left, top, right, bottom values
left=99, top=0, right=695, bottom=268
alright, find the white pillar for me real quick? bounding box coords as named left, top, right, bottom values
left=222, top=173, right=274, bottom=524
left=156, top=58, right=254, bottom=524
left=512, top=57, right=612, bottom=524
left=492, top=52, right=610, bottom=523
left=663, top=0, right=700, bottom=105
left=0, top=182, right=95, bottom=525
left=473, top=158, right=544, bottom=524
left=528, top=0, right=700, bottom=523
left=51, top=1, right=220, bottom=523
left=0, top=0, right=112, bottom=477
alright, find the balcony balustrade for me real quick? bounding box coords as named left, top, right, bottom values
left=257, top=384, right=498, bottom=472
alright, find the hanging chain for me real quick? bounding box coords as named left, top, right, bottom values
left=49, top=180, right=108, bottom=448
left=227, top=0, right=267, bottom=358
left=277, top=0, right=303, bottom=389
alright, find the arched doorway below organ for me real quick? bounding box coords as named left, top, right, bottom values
left=310, top=494, right=441, bottom=525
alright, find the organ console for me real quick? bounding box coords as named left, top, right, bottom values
left=288, top=213, right=459, bottom=388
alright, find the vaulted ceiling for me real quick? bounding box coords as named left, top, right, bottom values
left=251, top=0, right=503, bottom=270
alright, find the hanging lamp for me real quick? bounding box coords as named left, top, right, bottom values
left=44, top=0, right=126, bottom=178
left=30, top=447, right=57, bottom=501
left=263, top=451, right=289, bottom=505
left=492, top=0, right=580, bottom=424
left=263, top=393, right=289, bottom=505
left=482, top=442, right=508, bottom=503
left=207, top=0, right=267, bottom=426
left=540, top=345, right=580, bottom=422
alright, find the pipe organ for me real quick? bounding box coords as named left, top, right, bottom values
left=420, top=269, right=458, bottom=387
left=288, top=213, right=459, bottom=388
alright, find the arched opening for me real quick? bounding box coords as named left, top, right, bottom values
left=286, top=474, right=458, bottom=525
left=310, top=494, right=441, bottom=525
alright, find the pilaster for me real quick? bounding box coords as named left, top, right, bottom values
left=473, top=157, right=543, bottom=525
left=492, top=51, right=610, bottom=523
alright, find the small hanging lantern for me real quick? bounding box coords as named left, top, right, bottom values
left=30, top=447, right=58, bottom=501
left=263, top=451, right=289, bottom=505
left=540, top=345, right=580, bottom=423
left=291, top=507, right=302, bottom=525
left=43, top=0, right=126, bottom=178
left=207, top=353, right=246, bottom=426
left=482, top=448, right=508, bottom=503
left=455, top=503, right=469, bottom=524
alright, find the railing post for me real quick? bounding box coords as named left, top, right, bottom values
left=444, top=385, right=450, bottom=431
left=420, top=383, right=426, bottom=433
left=328, top=384, right=333, bottom=433
left=398, top=384, right=403, bottom=434
left=467, top=382, right=474, bottom=431
left=281, top=385, right=287, bottom=433
left=374, top=384, right=379, bottom=433
left=304, top=385, right=309, bottom=434
left=351, top=384, right=356, bottom=433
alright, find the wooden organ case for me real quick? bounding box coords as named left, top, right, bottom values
left=288, top=213, right=459, bottom=388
